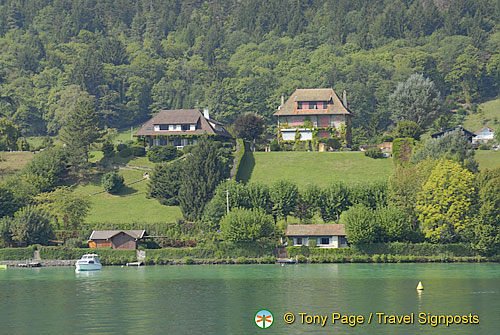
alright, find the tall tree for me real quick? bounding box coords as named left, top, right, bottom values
left=178, top=137, right=230, bottom=221
left=389, top=73, right=441, bottom=128
left=416, top=160, right=475, bottom=243
left=59, top=93, right=103, bottom=175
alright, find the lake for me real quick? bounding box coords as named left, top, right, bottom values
left=1, top=264, right=499, bottom=334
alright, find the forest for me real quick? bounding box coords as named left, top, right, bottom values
left=0, top=0, right=499, bottom=139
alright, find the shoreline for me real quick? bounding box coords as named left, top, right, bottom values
left=1, top=256, right=498, bottom=268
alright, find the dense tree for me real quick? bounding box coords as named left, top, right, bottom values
left=0, top=0, right=498, bottom=139
left=34, top=186, right=90, bottom=230
left=389, top=74, right=442, bottom=128
left=220, top=207, right=274, bottom=243
left=472, top=177, right=500, bottom=256
left=342, top=204, right=378, bottom=244
left=233, top=112, right=264, bottom=141
left=393, top=120, right=423, bottom=140
left=416, top=160, right=475, bottom=243
left=0, top=118, right=19, bottom=151
left=9, top=205, right=53, bottom=245
left=102, top=170, right=124, bottom=194
left=376, top=206, right=414, bottom=242
left=178, top=137, right=231, bottom=221
left=147, top=145, right=178, bottom=163
left=318, top=182, right=351, bottom=222
left=411, top=129, right=478, bottom=172
left=59, top=94, right=103, bottom=175
left=270, top=180, right=299, bottom=223
left=147, top=160, right=184, bottom=206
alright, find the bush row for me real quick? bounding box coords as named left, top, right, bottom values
left=297, top=255, right=492, bottom=263
left=0, top=246, right=35, bottom=260
left=144, top=256, right=277, bottom=265
left=287, top=242, right=479, bottom=258
left=144, top=243, right=274, bottom=262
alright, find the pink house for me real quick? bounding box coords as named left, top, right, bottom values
left=274, top=88, right=353, bottom=145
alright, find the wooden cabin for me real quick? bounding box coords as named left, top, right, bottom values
left=88, top=230, right=146, bottom=250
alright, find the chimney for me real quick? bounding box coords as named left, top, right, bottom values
left=281, top=93, right=285, bottom=106
left=203, top=108, right=210, bottom=120
left=343, top=90, right=347, bottom=108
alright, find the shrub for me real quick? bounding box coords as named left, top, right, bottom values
left=183, top=257, right=194, bottom=264
left=341, top=204, right=379, bottom=244
left=365, top=147, right=383, bottom=159
left=118, top=147, right=131, bottom=157
left=116, top=143, right=128, bottom=152
left=102, top=170, right=124, bottom=194
left=17, top=137, right=30, bottom=151
left=101, top=141, right=114, bottom=157
left=220, top=207, right=274, bottom=243
left=130, top=146, right=146, bottom=157
left=235, top=256, right=248, bottom=264
left=270, top=139, right=280, bottom=151
left=479, top=143, right=490, bottom=150
left=147, top=145, right=178, bottom=163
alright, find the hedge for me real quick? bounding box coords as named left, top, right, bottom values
left=392, top=138, right=414, bottom=165
left=234, top=139, right=249, bottom=181
left=0, top=247, right=35, bottom=260
left=287, top=242, right=479, bottom=258
left=144, top=243, right=274, bottom=263
left=39, top=247, right=136, bottom=265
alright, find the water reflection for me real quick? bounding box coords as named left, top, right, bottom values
left=0, top=264, right=499, bottom=335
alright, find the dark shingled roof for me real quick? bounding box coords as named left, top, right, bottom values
left=430, top=125, right=475, bottom=140
left=135, top=109, right=231, bottom=137
left=274, top=88, right=352, bottom=116
left=89, top=230, right=146, bottom=240
left=285, top=224, right=346, bottom=236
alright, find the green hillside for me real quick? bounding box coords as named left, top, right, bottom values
left=73, top=169, right=182, bottom=224
left=476, top=151, right=500, bottom=170
left=463, top=98, right=500, bottom=132
left=242, top=152, right=394, bottom=188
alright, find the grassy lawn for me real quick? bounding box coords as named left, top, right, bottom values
left=463, top=98, right=500, bottom=132
left=0, top=151, right=35, bottom=180
left=476, top=150, right=500, bottom=170
left=73, top=169, right=181, bottom=224
left=114, top=125, right=142, bottom=144
left=244, top=151, right=394, bottom=188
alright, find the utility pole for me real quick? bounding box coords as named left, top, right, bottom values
left=225, top=190, right=229, bottom=214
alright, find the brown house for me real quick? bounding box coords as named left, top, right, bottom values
left=135, top=109, right=231, bottom=148
left=88, top=230, right=147, bottom=250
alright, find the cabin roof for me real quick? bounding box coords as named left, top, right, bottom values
left=285, top=224, right=346, bottom=236
left=89, top=230, right=147, bottom=240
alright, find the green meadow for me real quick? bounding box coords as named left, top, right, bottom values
left=463, top=98, right=500, bottom=132
left=72, top=169, right=182, bottom=224
left=241, top=151, right=394, bottom=188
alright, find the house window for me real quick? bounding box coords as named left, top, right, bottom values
left=339, top=236, right=348, bottom=246
left=320, top=237, right=330, bottom=245
left=310, top=102, right=317, bottom=110
left=159, top=125, right=169, bottom=130
left=181, top=124, right=190, bottom=131
left=297, top=102, right=303, bottom=110
left=296, top=237, right=303, bottom=245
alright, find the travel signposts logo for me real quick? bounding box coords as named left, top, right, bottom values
left=255, top=309, right=274, bottom=329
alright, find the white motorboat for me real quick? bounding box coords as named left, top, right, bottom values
left=75, top=254, right=102, bottom=271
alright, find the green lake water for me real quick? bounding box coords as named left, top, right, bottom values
left=1, top=264, right=499, bottom=334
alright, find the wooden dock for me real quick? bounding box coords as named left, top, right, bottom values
left=126, top=261, right=143, bottom=266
